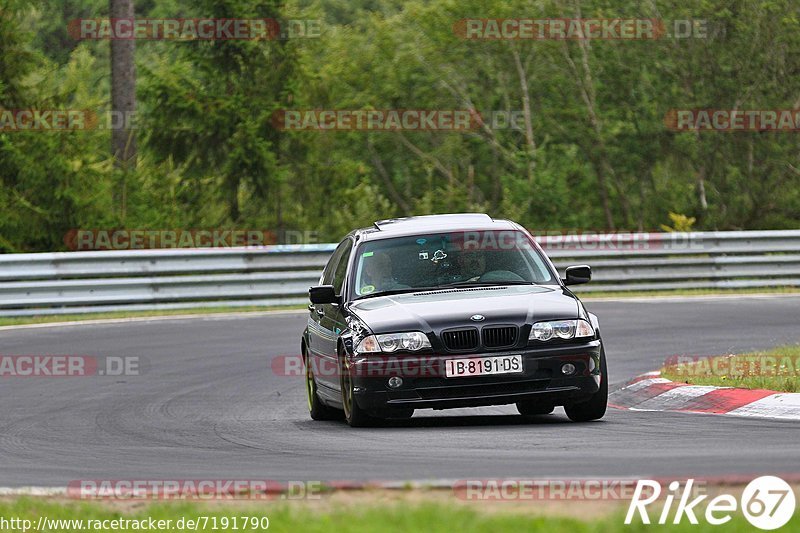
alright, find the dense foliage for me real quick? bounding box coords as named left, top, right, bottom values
left=2, top=0, right=799, bottom=251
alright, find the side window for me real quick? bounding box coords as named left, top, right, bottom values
left=321, top=242, right=346, bottom=286
left=332, top=239, right=353, bottom=295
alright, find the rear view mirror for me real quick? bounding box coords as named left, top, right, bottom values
left=563, top=265, right=592, bottom=286
left=309, top=285, right=339, bottom=304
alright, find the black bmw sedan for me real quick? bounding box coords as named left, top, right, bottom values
left=302, top=213, right=607, bottom=427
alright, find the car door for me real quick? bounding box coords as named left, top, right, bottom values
left=326, top=238, right=354, bottom=393
left=310, top=238, right=353, bottom=394
left=307, top=241, right=343, bottom=395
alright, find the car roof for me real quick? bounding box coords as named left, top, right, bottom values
left=349, top=213, right=520, bottom=242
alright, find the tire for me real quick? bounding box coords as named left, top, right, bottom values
left=305, top=354, right=342, bottom=421
left=564, top=345, right=608, bottom=422
left=516, top=400, right=555, bottom=416
left=340, top=348, right=382, bottom=427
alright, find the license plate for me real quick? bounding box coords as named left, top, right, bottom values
left=445, top=355, right=523, bottom=378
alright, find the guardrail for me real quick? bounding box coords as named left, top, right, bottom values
left=1, top=230, right=799, bottom=316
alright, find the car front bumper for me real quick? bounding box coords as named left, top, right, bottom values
left=347, top=339, right=603, bottom=412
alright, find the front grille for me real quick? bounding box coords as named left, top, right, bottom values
left=482, top=326, right=518, bottom=348
left=441, top=328, right=479, bottom=351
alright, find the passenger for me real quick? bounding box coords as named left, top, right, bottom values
left=361, top=251, right=408, bottom=293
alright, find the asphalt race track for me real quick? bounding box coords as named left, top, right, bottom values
left=1, top=295, right=799, bottom=487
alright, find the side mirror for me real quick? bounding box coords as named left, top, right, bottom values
left=563, top=265, right=591, bottom=286
left=309, top=285, right=339, bottom=305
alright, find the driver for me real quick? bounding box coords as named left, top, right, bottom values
left=458, top=250, right=487, bottom=282
left=361, top=251, right=408, bottom=294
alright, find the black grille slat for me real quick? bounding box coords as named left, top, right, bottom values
left=441, top=326, right=518, bottom=351
left=442, top=328, right=479, bottom=351
left=482, top=326, right=518, bottom=348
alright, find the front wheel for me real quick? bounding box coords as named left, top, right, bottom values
left=564, top=345, right=608, bottom=422
left=340, top=349, right=382, bottom=427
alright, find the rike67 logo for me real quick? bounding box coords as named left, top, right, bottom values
left=626, top=477, right=796, bottom=530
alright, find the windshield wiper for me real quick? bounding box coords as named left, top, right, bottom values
left=354, top=286, right=440, bottom=300
left=436, top=280, right=537, bottom=288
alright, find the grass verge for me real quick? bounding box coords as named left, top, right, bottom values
left=661, top=344, right=800, bottom=392
left=1, top=498, right=798, bottom=532
left=0, top=305, right=305, bottom=327
left=578, top=286, right=800, bottom=299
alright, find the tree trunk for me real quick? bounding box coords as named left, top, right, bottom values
left=110, top=0, right=137, bottom=170
left=511, top=46, right=536, bottom=184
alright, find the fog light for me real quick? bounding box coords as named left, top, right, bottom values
left=561, top=363, right=576, bottom=375
left=388, top=376, right=403, bottom=388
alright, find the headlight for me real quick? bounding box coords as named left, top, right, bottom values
left=529, top=319, right=594, bottom=341
left=355, top=332, right=431, bottom=353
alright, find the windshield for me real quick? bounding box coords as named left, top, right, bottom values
left=350, top=230, right=557, bottom=299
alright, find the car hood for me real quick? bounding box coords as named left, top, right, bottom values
left=347, top=285, right=580, bottom=334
